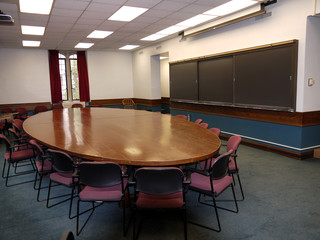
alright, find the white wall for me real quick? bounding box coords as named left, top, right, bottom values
left=160, top=58, right=170, bottom=98
left=0, top=48, right=51, bottom=104
left=87, top=51, right=134, bottom=99
left=132, top=0, right=318, bottom=112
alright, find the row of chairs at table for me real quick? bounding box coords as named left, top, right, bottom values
left=0, top=115, right=244, bottom=240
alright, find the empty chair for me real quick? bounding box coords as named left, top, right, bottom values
left=226, top=135, right=244, bottom=201
left=71, top=103, right=83, bottom=108
left=29, top=140, right=53, bottom=202
left=15, top=107, right=29, bottom=120
left=76, top=161, right=129, bottom=236
left=46, top=149, right=78, bottom=219
left=1, top=108, right=13, bottom=113
left=132, top=167, right=188, bottom=240
left=175, top=115, right=188, bottom=120
left=194, top=119, right=203, bottom=124
left=52, top=104, right=63, bottom=109
left=188, top=150, right=238, bottom=232
left=209, top=128, right=221, bottom=137
left=122, top=98, right=137, bottom=109
left=0, top=134, right=36, bottom=187
left=34, top=105, right=48, bottom=114
left=199, top=122, right=208, bottom=129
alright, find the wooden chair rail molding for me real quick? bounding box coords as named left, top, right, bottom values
left=0, top=102, right=51, bottom=112
left=91, top=98, right=163, bottom=107
left=170, top=101, right=320, bottom=127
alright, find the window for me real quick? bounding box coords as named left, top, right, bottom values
left=58, top=52, right=79, bottom=101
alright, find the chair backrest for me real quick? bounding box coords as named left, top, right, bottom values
left=209, top=150, right=233, bottom=180
left=227, top=135, right=241, bottom=154
left=35, top=105, right=48, bottom=113
left=122, top=98, right=136, bottom=109
left=71, top=103, right=83, bottom=108
left=175, top=115, right=187, bottom=120
left=2, top=108, right=12, bottom=113
left=199, top=122, right=208, bottom=129
left=8, top=128, right=21, bottom=140
left=47, top=149, right=74, bottom=173
left=60, top=231, right=75, bottom=240
left=78, top=162, right=123, bottom=188
left=13, top=118, right=23, bottom=132
left=0, top=133, right=11, bottom=151
left=194, top=119, right=202, bottom=124
left=29, top=139, right=45, bottom=157
left=209, top=128, right=221, bottom=137
left=16, top=107, right=27, bottom=115
left=135, top=167, right=184, bottom=195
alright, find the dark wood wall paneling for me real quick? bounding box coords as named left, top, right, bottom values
left=0, top=102, right=52, bottom=112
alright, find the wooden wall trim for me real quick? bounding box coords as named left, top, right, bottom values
left=91, top=99, right=123, bottom=106
left=170, top=101, right=320, bottom=127
left=134, top=98, right=162, bottom=106
left=161, top=97, right=170, bottom=104
left=0, top=102, right=51, bottom=111
left=220, top=134, right=313, bottom=160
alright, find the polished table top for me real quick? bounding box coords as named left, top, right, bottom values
left=23, top=108, right=220, bottom=166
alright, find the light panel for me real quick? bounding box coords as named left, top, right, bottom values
left=177, top=14, right=217, bottom=27
left=119, top=45, right=140, bottom=50
left=21, top=25, right=45, bottom=35
left=108, top=6, right=148, bottom=22
left=204, top=0, right=258, bottom=16
left=19, top=0, right=54, bottom=15
left=141, top=34, right=166, bottom=41
left=156, top=25, right=187, bottom=35
left=75, top=43, right=94, bottom=49
left=87, top=30, right=113, bottom=39
left=22, top=40, right=40, bottom=47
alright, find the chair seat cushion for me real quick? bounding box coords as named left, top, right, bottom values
left=36, top=159, right=52, bottom=172
left=4, top=148, right=35, bottom=163
left=50, top=172, right=77, bottom=186
left=136, top=191, right=183, bottom=209
left=79, top=179, right=127, bottom=201
left=190, top=172, right=233, bottom=196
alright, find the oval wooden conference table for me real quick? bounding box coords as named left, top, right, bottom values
left=23, top=108, right=221, bottom=166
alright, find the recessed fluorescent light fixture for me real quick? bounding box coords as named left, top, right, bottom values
left=19, top=0, right=54, bottom=15
left=108, top=6, right=148, bottom=22
left=75, top=43, right=94, bottom=49
left=156, top=25, right=188, bottom=35
left=141, top=34, right=166, bottom=41
left=21, top=25, right=45, bottom=35
left=204, top=0, right=258, bottom=16
left=22, top=40, right=40, bottom=47
left=87, top=30, right=113, bottom=39
left=177, top=14, right=217, bottom=27
left=119, top=45, right=140, bottom=50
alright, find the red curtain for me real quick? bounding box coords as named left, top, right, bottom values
left=77, top=51, right=90, bottom=102
left=49, top=50, right=62, bottom=104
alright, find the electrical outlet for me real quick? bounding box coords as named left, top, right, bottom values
left=308, top=78, right=315, bottom=86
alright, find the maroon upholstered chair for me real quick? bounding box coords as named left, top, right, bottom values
left=188, top=150, right=238, bottom=232
left=199, top=122, right=208, bottom=129
left=29, top=140, right=53, bottom=201
left=46, top=149, right=78, bottom=219
left=15, top=107, right=29, bottom=120
left=0, top=134, right=36, bottom=187
left=226, top=135, right=244, bottom=200
left=199, top=128, right=221, bottom=170
left=194, top=118, right=203, bottom=124
left=71, top=103, right=83, bottom=108
left=133, top=167, right=188, bottom=240
left=175, top=114, right=188, bottom=120
left=2, top=107, right=13, bottom=113
left=34, top=105, right=48, bottom=114
left=76, top=161, right=129, bottom=236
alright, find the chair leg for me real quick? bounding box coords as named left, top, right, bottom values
left=76, top=200, right=95, bottom=236
left=2, top=159, right=7, bottom=179
left=236, top=174, right=245, bottom=201
left=183, top=208, right=187, bottom=240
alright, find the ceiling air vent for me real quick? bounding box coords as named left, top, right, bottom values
left=0, top=10, right=14, bottom=24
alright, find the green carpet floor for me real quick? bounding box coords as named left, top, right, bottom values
left=0, top=140, right=319, bottom=240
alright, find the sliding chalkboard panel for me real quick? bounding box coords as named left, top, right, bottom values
left=234, top=45, right=294, bottom=111
left=199, top=56, right=233, bottom=104
left=170, top=61, right=198, bottom=102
